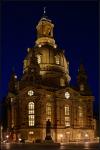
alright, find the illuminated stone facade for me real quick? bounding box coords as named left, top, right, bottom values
left=6, top=13, right=96, bottom=143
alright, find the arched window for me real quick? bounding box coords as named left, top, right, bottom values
left=80, top=84, right=84, bottom=91
left=78, top=106, right=83, bottom=127
left=46, top=103, right=52, bottom=121
left=65, top=105, right=70, bottom=127
left=78, top=106, right=83, bottom=117
left=28, top=102, right=35, bottom=126
left=37, top=55, right=41, bottom=64
left=55, top=55, right=60, bottom=64
left=60, top=78, right=65, bottom=87
left=65, top=106, right=69, bottom=115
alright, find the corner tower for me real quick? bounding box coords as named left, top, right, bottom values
left=77, top=63, right=92, bottom=95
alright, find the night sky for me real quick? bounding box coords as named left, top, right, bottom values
left=0, top=1, right=99, bottom=118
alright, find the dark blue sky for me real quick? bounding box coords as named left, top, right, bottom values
left=0, top=1, right=99, bottom=117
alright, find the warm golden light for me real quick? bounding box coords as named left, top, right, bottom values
left=60, top=134, right=63, bottom=138
left=28, top=102, right=35, bottom=126
left=84, top=142, right=90, bottom=149
left=79, top=106, right=83, bottom=117
left=85, top=133, right=88, bottom=138
left=38, top=44, right=41, bottom=47
left=28, top=90, right=34, bottom=96
left=54, top=44, right=57, bottom=48
left=5, top=10, right=95, bottom=143
left=14, top=75, right=17, bottom=79
left=55, top=56, right=60, bottom=64
left=29, top=131, right=34, bottom=134
left=65, top=92, right=70, bottom=99
left=27, top=48, right=30, bottom=52
left=6, top=135, right=9, bottom=138
left=60, top=78, right=65, bottom=86
left=66, top=131, right=70, bottom=134
left=19, top=138, right=21, bottom=141
left=65, top=106, right=69, bottom=115
left=37, top=55, right=41, bottom=64
left=46, top=103, right=52, bottom=121
left=65, top=105, right=70, bottom=127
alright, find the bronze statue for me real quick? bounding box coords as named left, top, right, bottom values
left=45, top=119, right=52, bottom=140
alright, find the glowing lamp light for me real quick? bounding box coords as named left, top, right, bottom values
left=66, top=131, right=70, bottom=134
left=60, top=134, right=63, bottom=138
left=14, top=75, right=17, bottom=79
left=29, top=131, right=34, bottom=134
left=19, top=138, right=22, bottom=141
left=38, top=44, right=42, bottom=48
left=6, top=135, right=9, bottom=138
left=54, top=44, right=57, bottom=48
left=60, top=134, right=63, bottom=143
left=85, top=133, right=88, bottom=137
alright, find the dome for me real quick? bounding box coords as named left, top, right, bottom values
left=34, top=44, right=70, bottom=87
left=23, top=14, right=71, bottom=88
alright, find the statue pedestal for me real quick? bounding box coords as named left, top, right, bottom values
left=44, top=136, right=54, bottom=143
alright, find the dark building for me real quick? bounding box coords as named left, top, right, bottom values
left=5, top=12, right=96, bottom=143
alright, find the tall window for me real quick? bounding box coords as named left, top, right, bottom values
left=37, top=55, right=41, bottom=64
left=78, top=106, right=83, bottom=117
left=80, top=84, right=84, bottom=91
left=60, top=78, right=65, bottom=87
left=65, top=106, right=70, bottom=127
left=65, top=106, right=69, bottom=115
left=55, top=55, right=60, bottom=64
left=46, top=103, right=52, bottom=121
left=78, top=106, right=83, bottom=127
left=28, top=102, right=35, bottom=126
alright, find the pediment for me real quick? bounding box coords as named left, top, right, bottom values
left=55, top=87, right=80, bottom=99
left=18, top=86, right=46, bottom=97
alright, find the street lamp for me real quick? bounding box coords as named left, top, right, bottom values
left=19, top=138, right=22, bottom=142
left=6, top=135, right=9, bottom=142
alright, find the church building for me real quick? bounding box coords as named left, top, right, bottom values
left=6, top=10, right=96, bottom=143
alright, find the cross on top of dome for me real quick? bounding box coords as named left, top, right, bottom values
left=41, top=7, right=51, bottom=22
left=43, top=7, right=46, bottom=16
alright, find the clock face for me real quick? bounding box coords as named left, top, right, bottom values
left=65, top=92, right=70, bottom=99
left=28, top=90, right=34, bottom=96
